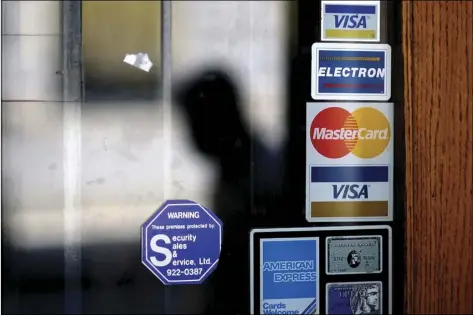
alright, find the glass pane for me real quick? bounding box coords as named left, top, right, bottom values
left=2, top=0, right=406, bottom=314
left=81, top=1, right=165, bottom=313
left=83, top=1, right=161, bottom=100
left=171, top=1, right=293, bottom=313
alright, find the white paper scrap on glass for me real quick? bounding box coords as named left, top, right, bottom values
left=123, top=53, right=153, bottom=72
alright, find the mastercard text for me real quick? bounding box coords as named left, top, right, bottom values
left=312, top=127, right=389, bottom=140
left=318, top=67, right=385, bottom=78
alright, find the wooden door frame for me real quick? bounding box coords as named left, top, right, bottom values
left=403, top=2, right=473, bottom=313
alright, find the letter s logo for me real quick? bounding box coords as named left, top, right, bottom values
left=150, top=234, right=172, bottom=267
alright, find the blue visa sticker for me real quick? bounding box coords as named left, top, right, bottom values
left=260, top=237, right=319, bottom=314
left=321, top=0, right=380, bottom=42
left=311, top=43, right=391, bottom=101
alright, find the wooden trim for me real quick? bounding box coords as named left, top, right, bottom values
left=403, top=1, right=473, bottom=313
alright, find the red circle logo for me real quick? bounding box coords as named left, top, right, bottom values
left=310, top=107, right=359, bottom=159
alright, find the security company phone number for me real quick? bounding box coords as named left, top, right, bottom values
left=166, top=268, right=203, bottom=277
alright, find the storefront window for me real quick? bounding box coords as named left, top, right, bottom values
left=2, top=1, right=404, bottom=314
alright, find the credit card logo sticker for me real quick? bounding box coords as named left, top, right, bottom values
left=318, top=52, right=385, bottom=94
left=326, top=236, right=382, bottom=275
left=309, top=166, right=389, bottom=219
left=260, top=238, right=319, bottom=314
left=322, top=1, right=380, bottom=42
left=306, top=102, right=393, bottom=222
left=326, top=282, right=382, bottom=314
left=310, top=107, right=391, bottom=159
left=311, top=43, right=391, bottom=101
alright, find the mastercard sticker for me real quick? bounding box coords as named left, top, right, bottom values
left=306, top=102, right=393, bottom=223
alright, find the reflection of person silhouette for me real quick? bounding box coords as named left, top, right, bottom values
left=350, top=285, right=380, bottom=314
left=175, top=70, right=283, bottom=314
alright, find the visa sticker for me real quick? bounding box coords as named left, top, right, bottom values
left=321, top=0, right=381, bottom=42
left=305, top=102, right=394, bottom=223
